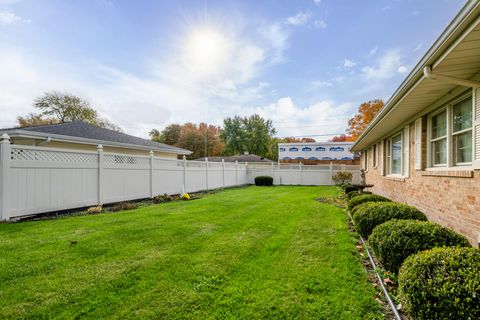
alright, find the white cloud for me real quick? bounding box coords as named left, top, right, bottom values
left=314, top=19, right=327, bottom=29
left=361, top=50, right=407, bottom=81
left=413, top=43, right=422, bottom=52
left=397, top=66, right=408, bottom=74
left=250, top=97, right=354, bottom=138
left=0, top=20, right=292, bottom=138
left=369, top=45, right=378, bottom=56
left=258, top=81, right=270, bottom=89
left=343, top=58, right=357, bottom=68
left=312, top=80, right=332, bottom=87
left=0, top=10, right=28, bottom=25
left=258, top=23, right=289, bottom=64
left=411, top=10, right=420, bottom=16
left=286, top=11, right=310, bottom=26
left=313, top=0, right=321, bottom=5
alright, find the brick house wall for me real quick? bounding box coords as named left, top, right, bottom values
left=364, top=121, right=480, bottom=245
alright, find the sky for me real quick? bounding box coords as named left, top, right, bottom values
left=0, top=0, right=466, bottom=140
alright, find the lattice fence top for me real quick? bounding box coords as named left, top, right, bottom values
left=11, top=147, right=98, bottom=163
left=104, top=154, right=149, bottom=166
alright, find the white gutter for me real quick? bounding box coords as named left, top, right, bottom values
left=351, top=0, right=480, bottom=152
left=37, top=137, right=52, bottom=146
left=3, top=129, right=192, bottom=155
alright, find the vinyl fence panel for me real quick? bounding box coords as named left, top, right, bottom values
left=0, top=136, right=360, bottom=220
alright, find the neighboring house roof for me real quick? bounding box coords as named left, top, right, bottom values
left=278, top=142, right=353, bottom=146
left=352, top=0, right=480, bottom=151
left=0, top=121, right=191, bottom=155
left=195, top=154, right=274, bottom=163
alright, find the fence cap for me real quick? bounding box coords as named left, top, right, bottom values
left=1, top=133, right=10, bottom=141
left=97, top=144, right=103, bottom=151
left=149, top=150, right=154, bottom=155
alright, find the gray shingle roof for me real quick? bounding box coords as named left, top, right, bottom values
left=4, top=121, right=191, bottom=154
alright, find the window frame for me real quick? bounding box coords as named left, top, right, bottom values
left=426, top=93, right=473, bottom=169
left=372, top=144, right=377, bottom=168
left=388, top=132, right=403, bottom=176
left=428, top=108, right=448, bottom=167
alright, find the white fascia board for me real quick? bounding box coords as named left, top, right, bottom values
left=3, top=130, right=192, bottom=155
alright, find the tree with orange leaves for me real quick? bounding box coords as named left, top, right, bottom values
left=150, top=122, right=224, bottom=159
left=283, top=137, right=316, bottom=143
left=330, top=134, right=355, bottom=142
left=346, top=99, right=384, bottom=140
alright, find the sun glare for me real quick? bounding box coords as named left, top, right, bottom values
left=184, top=28, right=229, bottom=76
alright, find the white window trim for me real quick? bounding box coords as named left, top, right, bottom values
left=426, top=92, right=473, bottom=170
left=372, top=144, right=378, bottom=168
left=386, top=131, right=406, bottom=178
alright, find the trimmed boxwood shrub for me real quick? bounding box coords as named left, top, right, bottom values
left=399, top=247, right=480, bottom=320
left=346, top=190, right=372, bottom=199
left=347, top=194, right=390, bottom=212
left=352, top=202, right=426, bottom=238
left=369, top=219, right=470, bottom=273
left=344, top=184, right=361, bottom=194
left=254, top=176, right=273, bottom=186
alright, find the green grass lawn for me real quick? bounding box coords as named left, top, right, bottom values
left=0, top=186, right=382, bottom=319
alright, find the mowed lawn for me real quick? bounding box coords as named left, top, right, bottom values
left=0, top=186, right=382, bottom=319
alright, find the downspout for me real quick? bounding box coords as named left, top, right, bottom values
left=423, top=66, right=480, bottom=88
left=37, top=137, right=52, bottom=146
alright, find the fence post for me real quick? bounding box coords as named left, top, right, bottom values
left=300, top=162, right=303, bottom=185
left=0, top=134, right=11, bottom=220
left=235, top=160, right=238, bottom=185
left=205, top=158, right=209, bottom=191
left=183, top=155, right=187, bottom=194
left=149, top=151, right=154, bottom=198
left=97, top=144, right=104, bottom=205
left=222, top=159, right=225, bottom=188
left=329, top=161, right=334, bottom=186
left=271, top=161, right=274, bottom=183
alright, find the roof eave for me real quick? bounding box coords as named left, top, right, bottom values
left=351, top=0, right=480, bottom=152
left=2, top=129, right=192, bottom=155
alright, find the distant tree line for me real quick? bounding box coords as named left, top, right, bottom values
left=15, top=92, right=386, bottom=160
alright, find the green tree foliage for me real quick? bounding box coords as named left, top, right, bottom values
left=220, top=114, right=276, bottom=158
left=150, top=124, right=182, bottom=145
left=17, top=91, right=122, bottom=132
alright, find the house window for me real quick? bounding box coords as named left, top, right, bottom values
left=279, top=147, right=286, bottom=152
left=430, top=110, right=447, bottom=166
left=428, top=95, right=473, bottom=167
left=302, top=147, right=312, bottom=152
left=330, top=147, right=344, bottom=151
left=452, top=98, right=472, bottom=164
left=289, top=147, right=298, bottom=152
left=373, top=144, right=377, bottom=167
left=315, top=147, right=325, bottom=151
left=391, top=133, right=402, bottom=174
left=385, top=139, right=391, bottom=174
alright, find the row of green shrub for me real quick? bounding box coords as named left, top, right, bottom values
left=344, top=189, right=479, bottom=319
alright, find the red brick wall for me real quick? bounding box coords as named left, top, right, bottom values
left=280, top=159, right=360, bottom=165
left=364, top=122, right=480, bottom=245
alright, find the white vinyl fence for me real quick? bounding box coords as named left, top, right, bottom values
left=0, top=134, right=360, bottom=220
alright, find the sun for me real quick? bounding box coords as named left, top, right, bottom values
left=184, top=27, right=229, bottom=76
